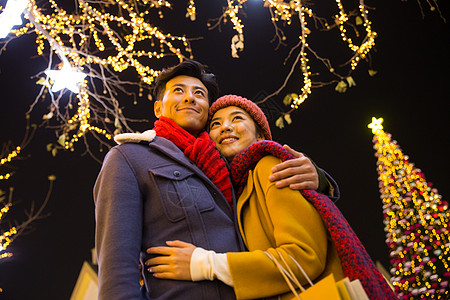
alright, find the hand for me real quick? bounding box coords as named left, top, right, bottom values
left=146, top=240, right=196, bottom=280
left=268, top=144, right=319, bottom=190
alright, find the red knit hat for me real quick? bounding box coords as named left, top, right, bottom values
left=209, top=94, right=272, bottom=140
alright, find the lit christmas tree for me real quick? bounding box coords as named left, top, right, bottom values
left=368, top=117, right=450, bottom=299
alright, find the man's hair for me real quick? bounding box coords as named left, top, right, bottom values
left=152, top=60, right=219, bottom=104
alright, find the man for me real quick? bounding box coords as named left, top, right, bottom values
left=94, top=60, right=338, bottom=300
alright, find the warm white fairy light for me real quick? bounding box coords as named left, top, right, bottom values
left=0, top=119, right=53, bottom=261
left=65, top=83, right=112, bottom=150
left=4, top=0, right=433, bottom=146
left=215, top=0, right=376, bottom=113
left=335, top=0, right=377, bottom=70
left=0, top=146, right=20, bottom=180
left=3, top=0, right=382, bottom=143
left=186, top=0, right=196, bottom=21
left=0, top=146, right=20, bottom=166
left=265, top=0, right=297, bottom=24
left=225, top=0, right=245, bottom=35
left=3, top=0, right=193, bottom=152
left=291, top=1, right=311, bottom=109
left=0, top=203, right=11, bottom=220
left=0, top=201, right=16, bottom=260
left=0, top=226, right=17, bottom=252
left=0, top=173, right=12, bottom=180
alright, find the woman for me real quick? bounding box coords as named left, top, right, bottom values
left=146, top=95, right=397, bottom=300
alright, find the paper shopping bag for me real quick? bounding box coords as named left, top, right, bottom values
left=299, top=273, right=342, bottom=300
left=266, top=250, right=344, bottom=300
left=337, top=277, right=370, bottom=300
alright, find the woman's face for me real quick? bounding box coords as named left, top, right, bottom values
left=209, top=106, right=263, bottom=161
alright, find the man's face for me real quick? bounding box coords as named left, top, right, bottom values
left=154, top=75, right=209, bottom=136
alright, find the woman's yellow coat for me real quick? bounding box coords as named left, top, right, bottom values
left=227, top=155, right=345, bottom=300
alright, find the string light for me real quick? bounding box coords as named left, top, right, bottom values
left=0, top=203, right=11, bottom=220
left=0, top=173, right=12, bottom=180
left=0, top=146, right=20, bottom=166
left=64, top=83, right=112, bottom=149
left=225, top=0, right=245, bottom=35
left=0, top=200, right=16, bottom=261
left=291, top=3, right=311, bottom=109
left=0, top=252, right=13, bottom=259
left=0, top=172, right=55, bottom=261
left=0, top=122, right=36, bottom=252
left=2, top=0, right=195, bottom=152
left=216, top=0, right=376, bottom=112
left=186, top=0, right=196, bottom=21
left=2, top=0, right=439, bottom=150
left=0, top=146, right=20, bottom=181
left=370, top=117, right=450, bottom=299
left=4, top=0, right=380, bottom=143
left=334, top=0, right=377, bottom=70
left=0, top=227, right=17, bottom=251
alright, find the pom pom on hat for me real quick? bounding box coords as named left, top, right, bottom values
left=209, top=94, right=272, bottom=140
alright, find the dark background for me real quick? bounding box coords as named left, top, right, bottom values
left=0, top=1, right=449, bottom=299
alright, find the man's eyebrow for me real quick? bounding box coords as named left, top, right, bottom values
left=170, top=83, right=186, bottom=89
left=194, top=85, right=207, bottom=92
left=171, top=83, right=207, bottom=92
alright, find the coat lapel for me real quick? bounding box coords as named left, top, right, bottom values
left=235, top=170, right=255, bottom=246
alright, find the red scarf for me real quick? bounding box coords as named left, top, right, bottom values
left=153, top=116, right=233, bottom=208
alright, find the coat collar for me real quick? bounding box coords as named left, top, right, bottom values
left=114, top=130, right=156, bottom=145
left=114, top=130, right=197, bottom=173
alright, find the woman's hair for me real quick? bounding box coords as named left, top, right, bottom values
left=209, top=94, right=272, bottom=140
left=152, top=60, right=219, bottom=104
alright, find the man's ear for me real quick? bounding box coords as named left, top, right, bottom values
left=154, top=101, right=162, bottom=118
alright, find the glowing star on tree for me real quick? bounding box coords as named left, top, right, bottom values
left=0, top=0, right=28, bottom=38
left=44, top=65, right=87, bottom=94
left=368, top=117, right=384, bottom=134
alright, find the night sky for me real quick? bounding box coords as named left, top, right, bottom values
left=0, top=1, right=449, bottom=299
